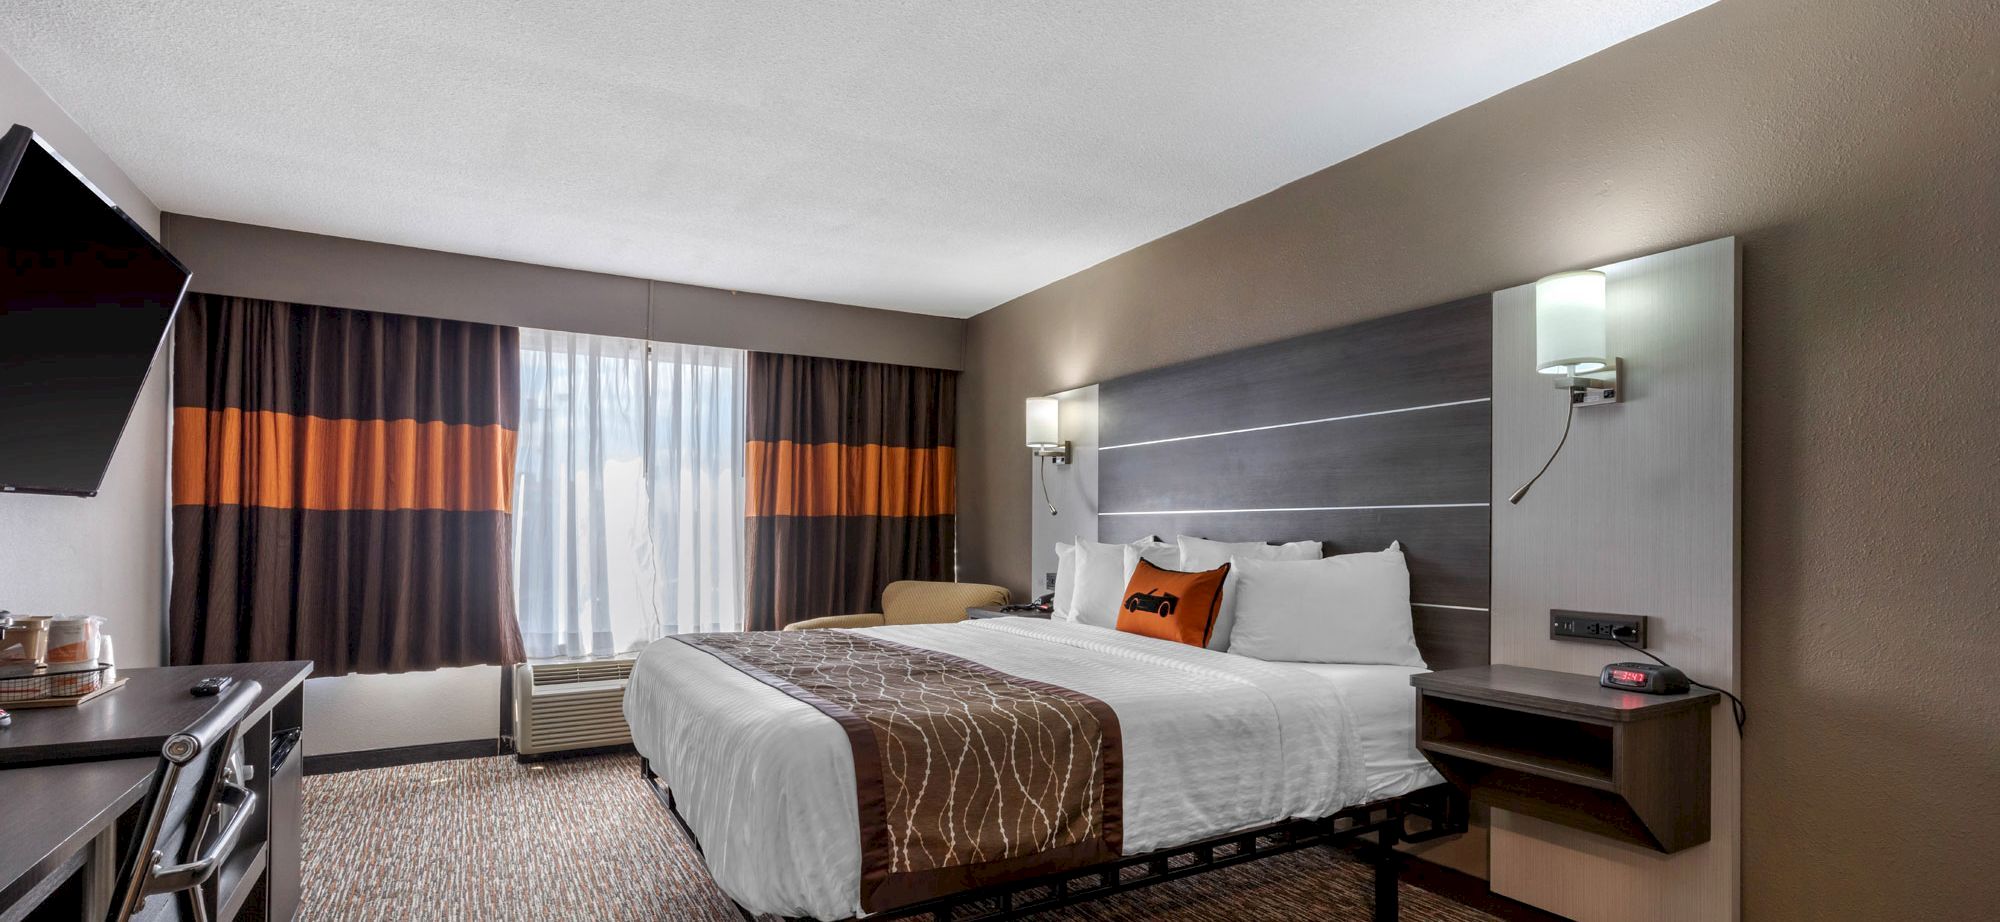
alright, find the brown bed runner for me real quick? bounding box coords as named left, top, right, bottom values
left=672, top=630, right=1124, bottom=912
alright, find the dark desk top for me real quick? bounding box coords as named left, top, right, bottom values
left=1411, top=664, right=1718, bottom=722
left=0, top=662, right=311, bottom=767
left=0, top=757, right=155, bottom=909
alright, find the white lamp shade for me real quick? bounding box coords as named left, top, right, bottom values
left=1534, top=270, right=1609, bottom=375
left=1025, top=397, right=1061, bottom=448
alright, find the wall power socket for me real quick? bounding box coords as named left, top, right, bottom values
left=1549, top=610, right=1647, bottom=648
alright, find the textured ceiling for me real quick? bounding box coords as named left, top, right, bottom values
left=1, top=1, right=1713, bottom=316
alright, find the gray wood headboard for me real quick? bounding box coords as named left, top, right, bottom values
left=1093, top=295, right=1492, bottom=670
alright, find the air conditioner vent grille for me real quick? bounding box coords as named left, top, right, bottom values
left=529, top=658, right=637, bottom=686
left=515, top=658, right=636, bottom=756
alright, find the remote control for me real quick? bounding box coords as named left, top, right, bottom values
left=191, top=677, right=233, bottom=697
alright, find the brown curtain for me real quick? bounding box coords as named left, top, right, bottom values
left=745, top=353, right=957, bottom=631
left=170, top=294, right=526, bottom=675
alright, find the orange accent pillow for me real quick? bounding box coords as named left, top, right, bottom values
left=1114, top=559, right=1230, bottom=648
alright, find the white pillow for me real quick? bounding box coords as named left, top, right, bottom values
left=1053, top=542, right=1078, bottom=618
left=1177, top=536, right=1322, bottom=570
left=1120, top=541, right=1181, bottom=585
left=1071, top=537, right=1173, bottom=628
left=1178, top=536, right=1323, bottom=650
left=1225, top=543, right=1425, bottom=667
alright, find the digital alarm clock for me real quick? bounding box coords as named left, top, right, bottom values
left=1599, top=662, right=1690, bottom=695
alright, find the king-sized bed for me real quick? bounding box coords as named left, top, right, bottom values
left=628, top=293, right=1494, bottom=920
left=625, top=617, right=1458, bottom=921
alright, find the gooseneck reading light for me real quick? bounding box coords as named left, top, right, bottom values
left=1508, top=402, right=1574, bottom=505
left=1510, top=269, right=1623, bottom=505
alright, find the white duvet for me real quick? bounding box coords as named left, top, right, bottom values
left=624, top=619, right=1382, bottom=920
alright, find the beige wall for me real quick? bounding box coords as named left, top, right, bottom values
left=0, top=48, right=168, bottom=667
left=957, top=0, right=2000, bottom=917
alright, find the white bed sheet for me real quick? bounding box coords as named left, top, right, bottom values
left=626, top=620, right=1428, bottom=919
left=1282, top=662, right=1446, bottom=800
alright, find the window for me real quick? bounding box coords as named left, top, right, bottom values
left=512, top=330, right=746, bottom=658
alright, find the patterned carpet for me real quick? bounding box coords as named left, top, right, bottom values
left=300, top=754, right=1499, bottom=922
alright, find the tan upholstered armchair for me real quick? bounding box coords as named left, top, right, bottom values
left=782, top=580, right=1011, bottom=631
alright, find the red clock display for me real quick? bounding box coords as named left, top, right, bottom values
left=1608, top=668, right=1649, bottom=685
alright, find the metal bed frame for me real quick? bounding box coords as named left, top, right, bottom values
left=640, top=759, right=1467, bottom=922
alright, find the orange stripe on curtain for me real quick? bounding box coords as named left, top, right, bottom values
left=172, top=406, right=516, bottom=512
left=744, top=351, right=957, bottom=632
left=745, top=440, right=956, bottom=518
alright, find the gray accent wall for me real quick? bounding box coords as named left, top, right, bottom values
left=1089, top=294, right=1493, bottom=671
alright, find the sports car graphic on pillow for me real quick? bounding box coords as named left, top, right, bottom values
left=1124, top=589, right=1180, bottom=617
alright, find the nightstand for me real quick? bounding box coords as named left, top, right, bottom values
left=966, top=605, right=1052, bottom=620
left=1410, top=664, right=1718, bottom=853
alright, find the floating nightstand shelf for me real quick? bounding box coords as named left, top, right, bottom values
left=1411, top=665, right=1718, bottom=853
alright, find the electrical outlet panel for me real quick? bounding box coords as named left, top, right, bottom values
left=1549, top=610, right=1646, bottom=647
left=1045, top=571, right=1057, bottom=591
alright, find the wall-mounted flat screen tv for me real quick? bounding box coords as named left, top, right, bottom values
left=0, top=124, right=189, bottom=497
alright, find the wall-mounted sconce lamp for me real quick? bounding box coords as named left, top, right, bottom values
left=1534, top=270, right=1622, bottom=407
left=1511, top=269, right=1625, bottom=505
left=1026, top=396, right=1070, bottom=516
left=1025, top=397, right=1071, bottom=464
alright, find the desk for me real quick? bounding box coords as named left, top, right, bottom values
left=0, top=663, right=311, bottom=767
left=0, top=759, right=153, bottom=922
left=0, top=663, right=311, bottom=922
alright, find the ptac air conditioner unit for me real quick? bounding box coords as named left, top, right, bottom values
left=513, top=658, right=636, bottom=757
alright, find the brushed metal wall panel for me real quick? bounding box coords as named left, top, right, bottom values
left=1488, top=237, right=1740, bottom=922
left=1027, top=384, right=1100, bottom=590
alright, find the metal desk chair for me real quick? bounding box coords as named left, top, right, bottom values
left=108, top=680, right=262, bottom=922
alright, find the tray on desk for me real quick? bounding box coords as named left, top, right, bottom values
left=3, top=676, right=127, bottom=709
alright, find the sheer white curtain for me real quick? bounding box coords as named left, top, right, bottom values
left=513, top=330, right=746, bottom=659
